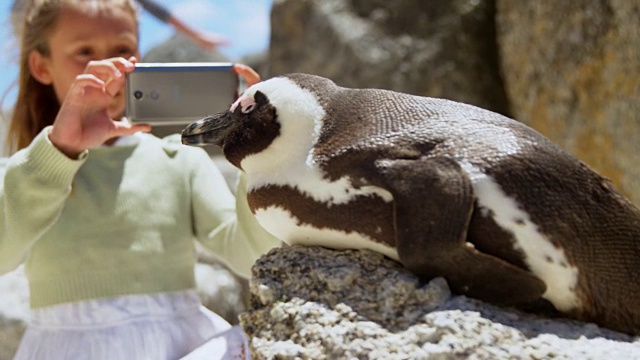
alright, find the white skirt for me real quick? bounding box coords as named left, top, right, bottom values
left=13, top=290, right=249, bottom=360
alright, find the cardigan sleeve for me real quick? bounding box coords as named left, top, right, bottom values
left=189, top=150, right=281, bottom=279
left=0, top=127, right=85, bottom=274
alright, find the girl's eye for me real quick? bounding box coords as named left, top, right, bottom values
left=115, top=46, right=135, bottom=57
left=76, top=47, right=93, bottom=57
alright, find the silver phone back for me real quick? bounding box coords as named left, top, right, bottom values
left=126, top=62, right=239, bottom=126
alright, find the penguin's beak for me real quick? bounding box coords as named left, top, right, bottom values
left=181, top=111, right=233, bottom=147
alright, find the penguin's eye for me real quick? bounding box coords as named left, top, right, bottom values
left=242, top=103, right=255, bottom=114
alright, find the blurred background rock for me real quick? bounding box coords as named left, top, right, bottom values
left=496, top=0, right=640, bottom=204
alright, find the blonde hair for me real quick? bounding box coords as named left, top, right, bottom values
left=6, top=0, right=139, bottom=154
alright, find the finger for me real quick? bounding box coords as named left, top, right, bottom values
left=108, top=57, right=136, bottom=74
left=103, top=71, right=125, bottom=97
left=89, top=57, right=135, bottom=71
left=110, top=120, right=152, bottom=137
left=233, top=63, right=261, bottom=87
left=72, top=74, right=106, bottom=88
left=85, top=59, right=123, bottom=81
left=86, top=59, right=131, bottom=97
left=84, top=58, right=134, bottom=89
left=66, top=74, right=106, bottom=100
left=105, top=58, right=137, bottom=96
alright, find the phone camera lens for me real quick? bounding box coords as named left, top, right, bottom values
left=133, top=90, right=143, bottom=100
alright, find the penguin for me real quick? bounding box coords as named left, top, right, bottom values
left=181, top=73, right=640, bottom=335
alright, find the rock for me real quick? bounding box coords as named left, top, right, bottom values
left=239, top=50, right=270, bottom=81
left=195, top=244, right=250, bottom=325
left=142, top=33, right=230, bottom=64
left=0, top=265, right=28, bottom=360
left=496, top=0, right=640, bottom=205
left=0, top=317, right=25, bottom=360
left=240, top=245, right=640, bottom=359
left=268, top=0, right=510, bottom=115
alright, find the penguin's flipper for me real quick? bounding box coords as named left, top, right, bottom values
left=375, top=156, right=546, bottom=306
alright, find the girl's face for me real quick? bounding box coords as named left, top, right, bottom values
left=31, top=6, right=139, bottom=119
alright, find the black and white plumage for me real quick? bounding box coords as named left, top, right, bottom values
left=182, top=73, right=640, bottom=335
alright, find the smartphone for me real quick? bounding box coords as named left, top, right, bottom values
left=125, top=62, right=239, bottom=126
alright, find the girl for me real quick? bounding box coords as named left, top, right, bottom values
left=0, top=0, right=279, bottom=359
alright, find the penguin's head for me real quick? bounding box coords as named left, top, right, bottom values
left=182, top=74, right=332, bottom=171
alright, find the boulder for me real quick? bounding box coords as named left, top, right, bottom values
left=496, top=0, right=640, bottom=204
left=240, top=245, right=640, bottom=359
left=195, top=244, right=250, bottom=325
left=0, top=266, right=28, bottom=360
left=268, top=0, right=510, bottom=115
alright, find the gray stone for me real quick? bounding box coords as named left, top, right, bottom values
left=0, top=317, right=25, bottom=360
left=142, top=33, right=230, bottom=64
left=240, top=245, right=640, bottom=359
left=195, top=244, right=250, bottom=325
left=268, top=0, right=510, bottom=115
left=0, top=265, right=28, bottom=360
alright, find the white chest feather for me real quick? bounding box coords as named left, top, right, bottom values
left=240, top=77, right=396, bottom=257
left=250, top=169, right=398, bottom=260
left=255, top=206, right=399, bottom=261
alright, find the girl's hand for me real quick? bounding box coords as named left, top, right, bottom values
left=233, top=63, right=261, bottom=88
left=48, top=57, right=151, bottom=158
